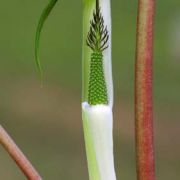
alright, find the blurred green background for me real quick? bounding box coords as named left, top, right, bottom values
left=0, top=0, right=180, bottom=179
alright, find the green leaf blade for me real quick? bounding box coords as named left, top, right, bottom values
left=35, top=0, right=58, bottom=82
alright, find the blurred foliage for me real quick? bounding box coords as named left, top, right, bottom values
left=0, top=0, right=179, bottom=179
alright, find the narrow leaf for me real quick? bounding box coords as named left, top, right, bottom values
left=35, top=0, right=58, bottom=82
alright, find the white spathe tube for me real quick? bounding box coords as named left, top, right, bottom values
left=82, top=102, right=116, bottom=180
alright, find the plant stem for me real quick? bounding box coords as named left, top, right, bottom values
left=135, top=0, right=156, bottom=180
left=0, top=125, right=42, bottom=180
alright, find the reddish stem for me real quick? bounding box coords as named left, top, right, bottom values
left=135, top=0, right=156, bottom=180
left=0, top=125, right=42, bottom=180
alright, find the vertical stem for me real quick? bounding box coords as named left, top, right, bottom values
left=135, top=0, right=156, bottom=180
left=0, top=125, right=42, bottom=180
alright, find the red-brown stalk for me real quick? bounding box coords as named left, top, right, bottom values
left=135, top=0, right=156, bottom=180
